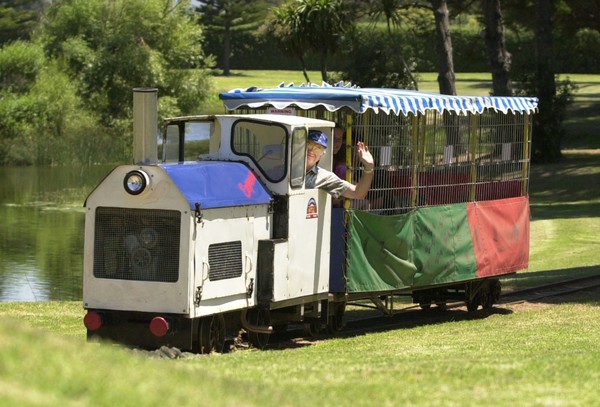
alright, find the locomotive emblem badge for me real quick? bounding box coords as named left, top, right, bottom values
left=306, top=198, right=318, bottom=219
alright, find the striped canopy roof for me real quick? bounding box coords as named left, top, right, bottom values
left=220, top=82, right=539, bottom=116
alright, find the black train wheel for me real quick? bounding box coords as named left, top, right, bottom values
left=303, top=322, right=321, bottom=337
left=327, top=301, right=346, bottom=333
left=198, top=314, right=226, bottom=354
left=482, top=279, right=502, bottom=309
left=465, top=282, right=481, bottom=312
left=466, top=297, right=480, bottom=312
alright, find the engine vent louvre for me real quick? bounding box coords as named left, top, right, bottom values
left=208, top=241, right=243, bottom=281
left=93, top=207, right=180, bottom=282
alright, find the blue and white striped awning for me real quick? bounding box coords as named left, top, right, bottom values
left=220, top=82, right=538, bottom=116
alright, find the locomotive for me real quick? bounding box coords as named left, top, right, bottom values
left=83, top=86, right=537, bottom=353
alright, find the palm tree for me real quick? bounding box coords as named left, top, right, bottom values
left=367, top=0, right=419, bottom=89
left=296, top=0, right=351, bottom=82
left=261, top=3, right=312, bottom=82
left=197, top=0, right=269, bottom=76
left=264, top=0, right=352, bottom=83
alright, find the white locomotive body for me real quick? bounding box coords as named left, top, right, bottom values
left=83, top=90, right=338, bottom=352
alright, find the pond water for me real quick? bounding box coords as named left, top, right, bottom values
left=0, top=165, right=114, bottom=302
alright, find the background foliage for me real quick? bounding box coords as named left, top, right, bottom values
left=0, top=0, right=214, bottom=165
left=1, top=0, right=599, bottom=165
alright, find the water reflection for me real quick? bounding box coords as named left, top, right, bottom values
left=0, top=165, right=114, bottom=302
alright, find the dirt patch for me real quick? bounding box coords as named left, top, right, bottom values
left=502, top=301, right=553, bottom=312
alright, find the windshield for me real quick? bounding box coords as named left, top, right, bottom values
left=163, top=120, right=213, bottom=163
left=231, top=120, right=287, bottom=182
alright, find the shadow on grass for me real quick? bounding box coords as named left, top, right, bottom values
left=530, top=202, right=600, bottom=220
left=264, top=267, right=600, bottom=351
left=265, top=306, right=514, bottom=352
left=529, top=150, right=600, bottom=218
left=454, top=79, right=493, bottom=90
left=211, top=70, right=252, bottom=78
left=501, top=266, right=600, bottom=306
left=532, top=286, right=600, bottom=306
left=502, top=265, right=600, bottom=287
left=567, top=100, right=600, bottom=115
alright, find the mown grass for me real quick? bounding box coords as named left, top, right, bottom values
left=1, top=71, right=599, bottom=406
left=501, top=149, right=600, bottom=290
left=1, top=294, right=600, bottom=406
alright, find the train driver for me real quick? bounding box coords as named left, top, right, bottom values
left=305, top=130, right=375, bottom=200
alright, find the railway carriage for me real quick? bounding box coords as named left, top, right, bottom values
left=83, top=85, right=538, bottom=353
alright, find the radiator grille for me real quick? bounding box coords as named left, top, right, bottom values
left=208, top=241, right=243, bottom=281
left=93, top=207, right=181, bottom=282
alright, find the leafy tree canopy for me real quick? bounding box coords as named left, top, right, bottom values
left=36, top=0, right=215, bottom=122
left=262, top=0, right=354, bottom=82
left=0, top=0, right=215, bottom=165
left=0, top=0, right=47, bottom=45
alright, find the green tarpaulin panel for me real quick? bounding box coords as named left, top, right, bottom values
left=346, top=204, right=477, bottom=293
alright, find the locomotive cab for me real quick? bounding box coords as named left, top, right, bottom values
left=162, top=113, right=336, bottom=306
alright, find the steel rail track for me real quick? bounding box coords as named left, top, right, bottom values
left=280, top=274, right=600, bottom=346
left=498, top=274, right=600, bottom=305
left=139, top=274, right=600, bottom=356
left=344, top=273, right=600, bottom=321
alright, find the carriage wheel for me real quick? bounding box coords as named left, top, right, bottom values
left=303, top=321, right=322, bottom=337
left=198, top=314, right=226, bottom=354
left=466, top=297, right=480, bottom=312
left=272, top=323, right=289, bottom=336
left=435, top=301, right=448, bottom=311
left=465, top=282, right=480, bottom=312
left=247, top=308, right=271, bottom=350
left=482, top=280, right=501, bottom=309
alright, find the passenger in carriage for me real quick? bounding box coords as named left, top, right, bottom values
left=332, top=126, right=346, bottom=178
left=305, top=130, right=374, bottom=200
left=331, top=126, right=371, bottom=209
left=332, top=126, right=347, bottom=208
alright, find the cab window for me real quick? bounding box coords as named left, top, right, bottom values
left=290, top=128, right=307, bottom=188
left=162, top=121, right=213, bottom=162
left=232, top=120, right=287, bottom=182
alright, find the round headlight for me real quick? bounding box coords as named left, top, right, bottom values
left=124, top=170, right=150, bottom=195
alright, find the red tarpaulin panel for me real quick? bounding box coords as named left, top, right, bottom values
left=467, top=196, right=530, bottom=277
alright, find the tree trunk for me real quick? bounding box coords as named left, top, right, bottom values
left=386, top=22, right=419, bottom=90
left=222, top=25, right=231, bottom=76
left=482, top=0, right=513, bottom=158
left=299, top=56, right=311, bottom=83
left=429, top=0, right=460, bottom=153
left=533, top=0, right=561, bottom=162
left=320, top=52, right=328, bottom=83
left=482, top=0, right=512, bottom=96
left=429, top=0, right=456, bottom=96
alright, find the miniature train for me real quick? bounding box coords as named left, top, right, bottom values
left=83, top=85, right=538, bottom=353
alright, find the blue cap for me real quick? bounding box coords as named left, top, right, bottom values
left=308, top=130, right=328, bottom=148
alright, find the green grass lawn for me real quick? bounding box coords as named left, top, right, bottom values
left=1, top=292, right=599, bottom=406
left=502, top=149, right=600, bottom=290
left=1, top=71, right=599, bottom=407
